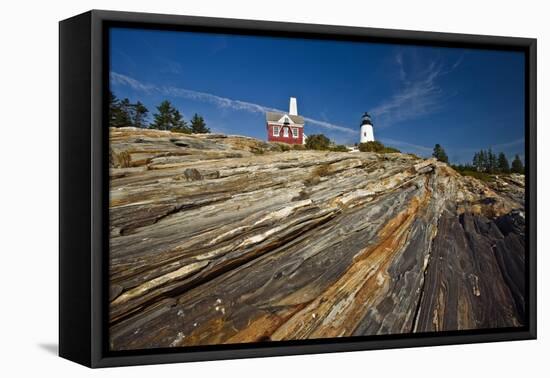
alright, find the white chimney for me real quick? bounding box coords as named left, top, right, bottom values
left=289, top=97, right=298, bottom=116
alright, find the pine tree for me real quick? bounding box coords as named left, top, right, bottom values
left=150, top=100, right=189, bottom=132
left=487, top=148, right=497, bottom=173
left=171, top=109, right=190, bottom=133
left=109, top=91, right=132, bottom=128
left=108, top=91, right=120, bottom=126
left=132, top=101, right=149, bottom=128
left=511, top=154, right=524, bottom=174
left=479, top=150, right=488, bottom=172
left=497, top=152, right=510, bottom=173
left=114, top=98, right=133, bottom=127
left=150, top=100, right=172, bottom=130
left=472, top=152, right=481, bottom=171
left=432, top=144, right=449, bottom=164
left=190, top=113, right=210, bottom=133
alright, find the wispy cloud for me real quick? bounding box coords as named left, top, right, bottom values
left=111, top=72, right=356, bottom=135
left=451, top=53, right=465, bottom=71
left=395, top=52, right=406, bottom=81
left=370, top=51, right=464, bottom=128
left=490, top=138, right=524, bottom=150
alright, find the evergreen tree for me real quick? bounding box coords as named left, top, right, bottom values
left=479, top=150, right=488, bottom=172
left=171, top=109, right=190, bottom=133
left=109, top=91, right=132, bottom=128
left=497, top=152, right=510, bottom=173
left=150, top=100, right=189, bottom=132
left=432, top=144, right=449, bottom=163
left=132, top=101, right=149, bottom=128
left=511, top=154, right=524, bottom=174
left=108, top=91, right=120, bottom=126
left=472, top=152, right=481, bottom=171
left=487, top=148, right=497, bottom=173
left=190, top=113, right=210, bottom=133
left=114, top=98, right=133, bottom=127
left=109, top=92, right=149, bottom=128
left=150, top=100, right=173, bottom=130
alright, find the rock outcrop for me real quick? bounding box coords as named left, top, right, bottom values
left=108, top=127, right=525, bottom=350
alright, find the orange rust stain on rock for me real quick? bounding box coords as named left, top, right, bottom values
left=224, top=305, right=305, bottom=344
left=179, top=304, right=306, bottom=346
left=271, top=183, right=432, bottom=340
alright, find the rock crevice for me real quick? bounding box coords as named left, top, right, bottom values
left=108, top=128, right=525, bottom=350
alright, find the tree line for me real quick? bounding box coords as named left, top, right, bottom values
left=470, top=149, right=524, bottom=174
left=109, top=91, right=210, bottom=134
left=431, top=144, right=524, bottom=174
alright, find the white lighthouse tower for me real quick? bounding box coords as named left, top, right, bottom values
left=360, top=112, right=375, bottom=143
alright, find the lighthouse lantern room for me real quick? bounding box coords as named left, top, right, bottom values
left=360, top=112, right=375, bottom=143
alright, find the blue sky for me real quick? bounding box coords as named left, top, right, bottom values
left=110, top=27, right=525, bottom=164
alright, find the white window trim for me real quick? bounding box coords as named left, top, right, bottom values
left=273, top=125, right=280, bottom=137
left=291, top=127, right=299, bottom=138
left=277, top=115, right=293, bottom=124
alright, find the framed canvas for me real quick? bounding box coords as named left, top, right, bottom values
left=59, top=10, right=537, bottom=368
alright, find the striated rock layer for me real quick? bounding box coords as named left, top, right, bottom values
left=108, top=127, right=525, bottom=350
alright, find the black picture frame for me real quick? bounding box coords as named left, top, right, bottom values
left=59, top=9, right=537, bottom=368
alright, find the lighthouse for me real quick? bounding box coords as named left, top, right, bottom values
left=360, top=112, right=375, bottom=143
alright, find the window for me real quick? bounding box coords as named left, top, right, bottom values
left=283, top=127, right=289, bottom=137
left=273, top=126, right=280, bottom=136
left=291, top=128, right=299, bottom=138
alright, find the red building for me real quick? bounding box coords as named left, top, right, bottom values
left=266, top=97, right=305, bottom=145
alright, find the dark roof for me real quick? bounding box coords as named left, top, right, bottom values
left=266, top=111, right=305, bottom=125
left=360, top=112, right=373, bottom=127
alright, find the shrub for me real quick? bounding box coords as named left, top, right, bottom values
left=358, top=141, right=384, bottom=152
left=271, top=142, right=291, bottom=152
left=292, top=144, right=306, bottom=150
left=305, top=163, right=331, bottom=186
left=305, top=134, right=331, bottom=150
left=358, top=141, right=401, bottom=154
left=313, top=164, right=331, bottom=177
left=251, top=147, right=265, bottom=155
left=330, top=145, right=349, bottom=152
left=381, top=146, right=401, bottom=153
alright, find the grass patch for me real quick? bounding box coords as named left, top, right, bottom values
left=456, top=170, right=495, bottom=182
left=269, top=142, right=292, bottom=152
left=250, top=147, right=265, bottom=155
left=304, top=163, right=332, bottom=186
